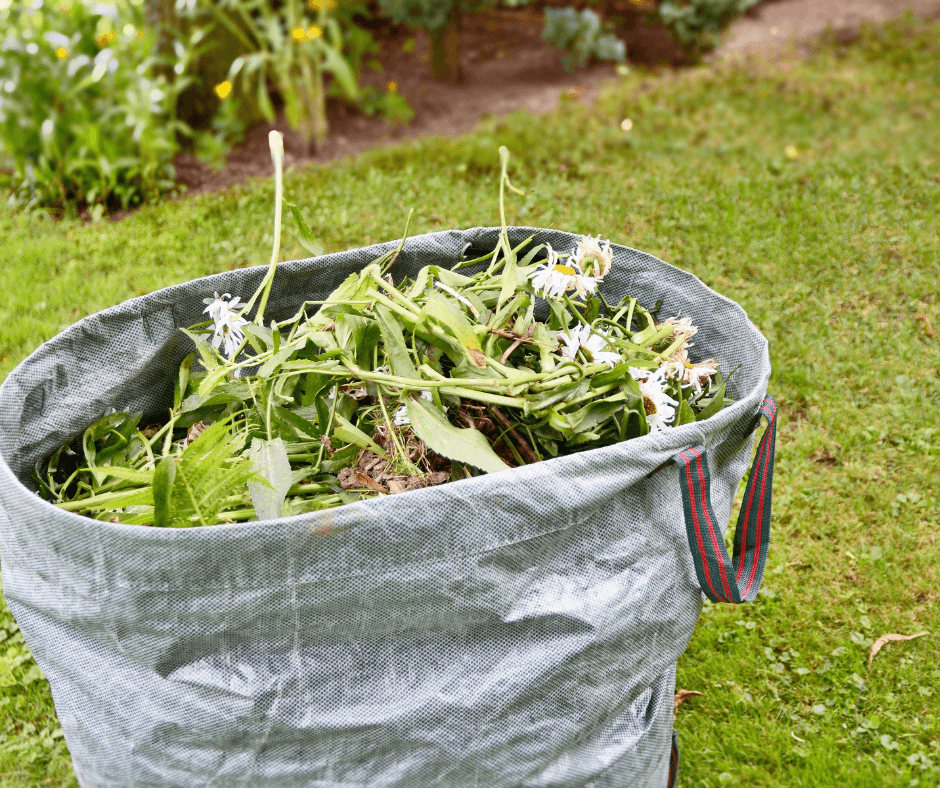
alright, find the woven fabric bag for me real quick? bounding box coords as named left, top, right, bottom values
left=0, top=226, right=775, bottom=788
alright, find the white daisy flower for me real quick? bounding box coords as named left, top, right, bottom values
left=571, top=235, right=613, bottom=279
left=203, top=292, right=242, bottom=321
left=629, top=368, right=678, bottom=432
left=559, top=325, right=622, bottom=368
left=629, top=366, right=665, bottom=385
left=204, top=291, right=248, bottom=358
left=664, top=358, right=719, bottom=394
left=210, top=310, right=248, bottom=358
left=528, top=244, right=599, bottom=299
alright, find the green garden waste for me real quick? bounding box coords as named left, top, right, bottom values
left=0, top=226, right=775, bottom=787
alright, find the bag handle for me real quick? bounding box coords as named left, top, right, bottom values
left=670, top=395, right=777, bottom=604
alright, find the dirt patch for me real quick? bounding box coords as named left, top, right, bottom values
left=718, top=0, right=940, bottom=56
left=155, top=0, right=940, bottom=206
left=171, top=5, right=637, bottom=198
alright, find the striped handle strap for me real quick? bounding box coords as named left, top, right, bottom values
left=671, top=395, right=777, bottom=604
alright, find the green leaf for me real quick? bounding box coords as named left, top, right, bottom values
left=181, top=389, right=243, bottom=414
left=197, top=364, right=235, bottom=399
left=517, top=241, right=544, bottom=269
left=82, top=412, right=140, bottom=468
left=153, top=455, right=176, bottom=529
left=274, top=405, right=322, bottom=440
left=677, top=399, right=697, bottom=426
left=248, top=438, right=292, bottom=520
left=92, top=465, right=154, bottom=487
left=312, top=272, right=362, bottom=325
left=334, top=312, right=373, bottom=364
left=332, top=413, right=387, bottom=458
left=179, top=327, right=221, bottom=371
left=323, top=44, right=359, bottom=100
left=286, top=203, right=325, bottom=257
left=256, top=67, right=276, bottom=121
left=570, top=399, right=626, bottom=434
left=375, top=305, right=419, bottom=379
left=257, top=345, right=297, bottom=378
left=243, top=323, right=275, bottom=349
left=696, top=374, right=731, bottom=422
left=405, top=395, right=510, bottom=474
left=422, top=291, right=486, bottom=368
left=174, top=353, right=194, bottom=411
left=96, top=411, right=143, bottom=464
left=58, top=485, right=155, bottom=512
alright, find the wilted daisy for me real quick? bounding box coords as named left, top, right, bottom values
left=661, top=316, right=698, bottom=345
left=665, top=357, right=719, bottom=394
left=559, top=325, right=621, bottom=367
left=211, top=311, right=248, bottom=358
left=529, top=245, right=599, bottom=299
left=629, top=366, right=678, bottom=432
left=203, top=292, right=242, bottom=322
left=203, top=293, right=247, bottom=358
left=571, top=235, right=613, bottom=279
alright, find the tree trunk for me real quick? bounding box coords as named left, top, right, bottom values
left=428, top=10, right=462, bottom=82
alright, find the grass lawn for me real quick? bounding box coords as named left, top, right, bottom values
left=1, top=14, right=938, bottom=787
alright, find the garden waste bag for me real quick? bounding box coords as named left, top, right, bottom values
left=0, top=226, right=776, bottom=788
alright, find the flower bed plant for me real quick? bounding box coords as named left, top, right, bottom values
left=37, top=137, right=730, bottom=526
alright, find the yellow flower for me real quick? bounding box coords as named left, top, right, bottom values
left=55, top=47, right=68, bottom=59
left=291, top=27, right=306, bottom=41
left=308, top=0, right=336, bottom=9
left=214, top=81, right=232, bottom=100
left=785, top=144, right=799, bottom=159
left=306, top=25, right=322, bottom=39
left=387, top=81, right=398, bottom=93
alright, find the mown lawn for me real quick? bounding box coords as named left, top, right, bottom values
left=1, top=15, right=938, bottom=787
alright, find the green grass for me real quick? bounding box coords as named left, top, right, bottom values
left=1, top=14, right=939, bottom=786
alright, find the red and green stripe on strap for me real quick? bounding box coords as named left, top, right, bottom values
left=671, top=395, right=777, bottom=605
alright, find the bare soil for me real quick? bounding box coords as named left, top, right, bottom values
left=170, top=0, right=940, bottom=200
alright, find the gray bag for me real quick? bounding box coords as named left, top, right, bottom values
left=0, top=227, right=775, bottom=788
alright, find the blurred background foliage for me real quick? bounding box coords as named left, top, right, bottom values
left=0, top=0, right=757, bottom=214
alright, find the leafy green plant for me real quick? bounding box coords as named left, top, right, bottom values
left=657, top=0, right=760, bottom=57
left=377, top=0, right=490, bottom=81
left=358, top=83, right=416, bottom=123
left=199, top=0, right=359, bottom=149
left=542, top=7, right=626, bottom=72
left=0, top=0, right=199, bottom=213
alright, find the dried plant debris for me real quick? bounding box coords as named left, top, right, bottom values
left=38, top=141, right=731, bottom=527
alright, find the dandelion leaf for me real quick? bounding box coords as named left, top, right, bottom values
left=405, top=395, right=510, bottom=474
left=375, top=306, right=419, bottom=379
left=248, top=438, right=292, bottom=521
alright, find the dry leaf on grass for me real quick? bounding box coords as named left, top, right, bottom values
left=673, top=689, right=705, bottom=717
left=868, top=631, right=930, bottom=671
